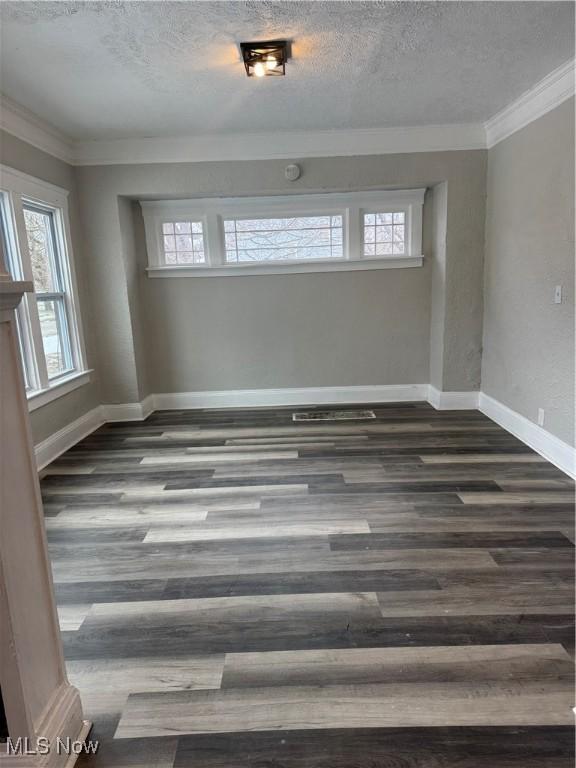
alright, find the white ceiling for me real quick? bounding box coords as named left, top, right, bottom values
left=0, top=1, right=574, bottom=141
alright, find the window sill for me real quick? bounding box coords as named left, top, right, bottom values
left=27, top=369, right=93, bottom=412
left=147, top=256, right=424, bottom=278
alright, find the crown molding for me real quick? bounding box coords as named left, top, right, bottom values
left=0, top=94, right=75, bottom=164
left=2, top=59, right=574, bottom=166
left=73, top=123, right=486, bottom=166
left=485, top=58, right=575, bottom=148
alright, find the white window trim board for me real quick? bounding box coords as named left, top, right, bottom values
left=28, top=369, right=93, bottom=412
left=146, top=256, right=424, bottom=278
left=141, top=189, right=425, bottom=276
left=0, top=164, right=89, bottom=406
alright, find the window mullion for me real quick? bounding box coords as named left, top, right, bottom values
left=347, top=205, right=361, bottom=261
left=205, top=212, right=224, bottom=266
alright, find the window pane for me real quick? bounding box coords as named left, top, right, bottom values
left=37, top=297, right=73, bottom=379
left=162, top=221, right=205, bottom=264
left=224, top=215, right=344, bottom=263
left=23, top=206, right=61, bottom=292
left=363, top=212, right=405, bottom=258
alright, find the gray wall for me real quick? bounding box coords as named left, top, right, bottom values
left=0, top=130, right=100, bottom=443
left=2, top=130, right=490, bottom=440
left=134, top=204, right=432, bottom=394
left=482, top=98, right=575, bottom=445
left=77, top=150, right=486, bottom=402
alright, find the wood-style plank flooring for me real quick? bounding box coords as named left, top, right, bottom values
left=40, top=403, right=576, bottom=767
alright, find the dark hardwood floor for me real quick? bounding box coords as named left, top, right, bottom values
left=40, top=403, right=575, bottom=767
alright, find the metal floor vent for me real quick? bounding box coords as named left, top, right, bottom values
left=293, top=409, right=376, bottom=422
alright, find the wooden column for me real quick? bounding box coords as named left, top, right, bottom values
left=0, top=268, right=89, bottom=766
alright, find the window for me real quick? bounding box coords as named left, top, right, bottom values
left=142, top=189, right=425, bottom=277
left=0, top=165, right=89, bottom=409
left=363, top=212, right=406, bottom=257
left=162, top=221, right=205, bottom=264
left=224, top=215, right=343, bottom=263
left=23, top=204, right=74, bottom=379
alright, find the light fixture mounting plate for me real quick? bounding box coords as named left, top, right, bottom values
left=240, top=40, right=289, bottom=77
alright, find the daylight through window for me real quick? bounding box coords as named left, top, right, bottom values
left=0, top=166, right=87, bottom=405
left=363, top=212, right=405, bottom=257
left=162, top=221, right=205, bottom=264
left=224, top=215, right=344, bottom=263
left=141, top=190, right=425, bottom=275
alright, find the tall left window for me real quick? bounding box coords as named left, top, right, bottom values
left=0, top=166, right=88, bottom=409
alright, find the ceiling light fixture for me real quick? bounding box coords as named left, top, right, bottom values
left=240, top=40, right=289, bottom=78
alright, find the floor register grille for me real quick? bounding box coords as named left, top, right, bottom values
left=292, top=409, right=376, bottom=422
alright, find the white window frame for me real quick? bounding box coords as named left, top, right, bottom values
left=142, top=189, right=425, bottom=277
left=0, top=165, right=90, bottom=410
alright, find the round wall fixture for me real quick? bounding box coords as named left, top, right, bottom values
left=285, top=163, right=301, bottom=181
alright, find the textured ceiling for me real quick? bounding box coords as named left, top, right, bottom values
left=0, top=1, right=573, bottom=140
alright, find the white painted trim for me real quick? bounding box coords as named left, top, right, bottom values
left=141, top=190, right=427, bottom=211
left=28, top=370, right=93, bottom=412
left=33, top=388, right=575, bottom=480
left=34, top=387, right=428, bottom=468
left=427, top=386, right=480, bottom=410
left=35, top=406, right=104, bottom=470
left=75, top=123, right=486, bottom=166
left=153, top=385, right=428, bottom=410
left=2, top=60, right=573, bottom=165
left=36, top=683, right=89, bottom=768
left=142, top=189, right=425, bottom=272
left=485, top=58, right=575, bottom=147
left=34, top=396, right=154, bottom=469
left=0, top=684, right=89, bottom=767
left=100, top=394, right=155, bottom=422
left=479, top=393, right=576, bottom=479
left=147, top=256, right=424, bottom=278
left=0, top=95, right=75, bottom=165
left=0, top=164, right=69, bottom=202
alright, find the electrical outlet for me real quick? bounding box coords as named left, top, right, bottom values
left=554, top=285, right=563, bottom=304
left=537, top=408, right=545, bottom=427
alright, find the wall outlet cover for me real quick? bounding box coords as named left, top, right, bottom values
left=554, top=285, right=563, bottom=304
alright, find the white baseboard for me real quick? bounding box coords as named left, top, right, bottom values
left=39, top=684, right=89, bottom=768
left=100, top=394, right=155, bottom=422
left=35, top=406, right=104, bottom=470
left=0, top=683, right=90, bottom=767
left=427, top=386, right=479, bottom=410
left=34, top=387, right=575, bottom=479
left=154, top=384, right=428, bottom=410
left=35, top=386, right=426, bottom=468
left=479, top=393, right=576, bottom=479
